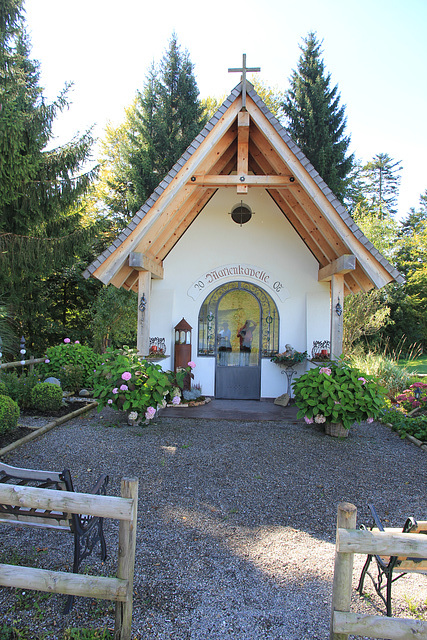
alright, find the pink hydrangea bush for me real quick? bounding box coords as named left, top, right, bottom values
left=294, top=362, right=386, bottom=431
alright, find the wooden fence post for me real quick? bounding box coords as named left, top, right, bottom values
left=330, top=502, right=357, bottom=640
left=114, top=478, right=138, bottom=640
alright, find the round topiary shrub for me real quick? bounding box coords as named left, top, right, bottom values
left=30, top=382, right=63, bottom=412
left=0, top=394, right=20, bottom=435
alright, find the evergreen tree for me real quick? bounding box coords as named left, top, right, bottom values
left=282, top=32, right=353, bottom=201
left=361, top=153, right=402, bottom=219
left=0, top=2, right=98, bottom=350
left=127, top=35, right=206, bottom=212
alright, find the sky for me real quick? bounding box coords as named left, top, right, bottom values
left=24, top=0, right=427, bottom=219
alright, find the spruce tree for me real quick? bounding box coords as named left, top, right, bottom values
left=0, top=2, right=98, bottom=349
left=361, top=153, right=402, bottom=219
left=127, top=35, right=206, bottom=212
left=282, top=32, right=353, bottom=201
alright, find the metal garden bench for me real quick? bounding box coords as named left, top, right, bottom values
left=357, top=503, right=427, bottom=616
left=0, top=461, right=109, bottom=612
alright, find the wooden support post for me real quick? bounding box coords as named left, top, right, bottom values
left=330, top=502, right=357, bottom=640
left=137, top=270, right=151, bottom=357
left=114, top=478, right=138, bottom=640
left=237, top=111, right=250, bottom=194
left=330, top=273, right=344, bottom=359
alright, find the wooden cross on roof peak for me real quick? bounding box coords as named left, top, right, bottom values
left=228, top=53, right=261, bottom=110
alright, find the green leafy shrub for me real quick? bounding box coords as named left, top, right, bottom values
left=0, top=394, right=20, bottom=435
left=0, top=370, right=41, bottom=409
left=61, top=363, right=86, bottom=392
left=37, top=340, right=101, bottom=389
left=30, top=382, right=63, bottom=412
left=293, top=362, right=387, bottom=430
left=93, top=347, right=173, bottom=422
left=0, top=380, right=7, bottom=396
left=383, top=406, right=427, bottom=442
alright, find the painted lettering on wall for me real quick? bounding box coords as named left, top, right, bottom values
left=187, top=263, right=289, bottom=302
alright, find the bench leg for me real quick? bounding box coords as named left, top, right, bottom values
left=357, top=554, right=372, bottom=594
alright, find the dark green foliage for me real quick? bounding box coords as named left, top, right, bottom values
left=60, top=363, right=86, bottom=392
left=30, top=382, right=63, bottom=412
left=0, top=2, right=99, bottom=350
left=90, top=285, right=137, bottom=352
left=0, top=380, right=7, bottom=395
left=282, top=32, right=353, bottom=202
left=99, top=34, right=207, bottom=221
left=37, top=341, right=101, bottom=387
left=0, top=369, right=41, bottom=409
left=0, top=394, right=20, bottom=434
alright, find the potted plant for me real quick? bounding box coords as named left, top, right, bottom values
left=270, top=344, right=307, bottom=368
left=293, top=362, right=387, bottom=437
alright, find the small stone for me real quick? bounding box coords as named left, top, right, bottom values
left=274, top=393, right=290, bottom=407
left=44, top=376, right=61, bottom=386
left=79, top=389, right=90, bottom=397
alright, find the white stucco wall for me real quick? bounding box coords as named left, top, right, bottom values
left=149, top=188, right=330, bottom=398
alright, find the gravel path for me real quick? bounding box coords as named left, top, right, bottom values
left=0, top=406, right=426, bottom=639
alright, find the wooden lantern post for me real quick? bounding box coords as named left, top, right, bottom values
left=174, top=318, right=192, bottom=391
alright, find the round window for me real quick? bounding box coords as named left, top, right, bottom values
left=230, top=203, right=252, bottom=225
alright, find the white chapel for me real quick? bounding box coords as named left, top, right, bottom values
left=84, top=65, right=402, bottom=401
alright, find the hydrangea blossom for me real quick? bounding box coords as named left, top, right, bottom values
left=64, top=338, right=71, bottom=344
left=145, top=406, right=156, bottom=420
left=128, top=411, right=138, bottom=421
left=112, top=388, right=119, bottom=394
left=121, top=371, right=132, bottom=381
left=319, top=367, right=332, bottom=376
left=119, top=384, right=128, bottom=391
left=304, top=416, right=314, bottom=424
left=107, top=399, right=113, bottom=405
left=45, top=359, right=50, bottom=364
left=358, top=377, right=367, bottom=385
left=366, top=417, right=374, bottom=423
left=314, top=414, right=326, bottom=424
left=188, top=361, right=196, bottom=369
left=172, top=395, right=181, bottom=405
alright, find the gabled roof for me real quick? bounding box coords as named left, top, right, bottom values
left=84, top=82, right=403, bottom=294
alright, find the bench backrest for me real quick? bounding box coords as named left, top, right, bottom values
left=368, top=504, right=427, bottom=573
left=0, top=462, right=74, bottom=530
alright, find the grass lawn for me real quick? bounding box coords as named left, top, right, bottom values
left=398, top=354, right=427, bottom=374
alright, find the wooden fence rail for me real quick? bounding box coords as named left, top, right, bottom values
left=331, top=502, right=427, bottom=640
left=0, top=356, right=45, bottom=371
left=0, top=477, right=138, bottom=640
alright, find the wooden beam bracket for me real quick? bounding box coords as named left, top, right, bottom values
left=318, top=254, right=356, bottom=282
left=129, top=253, right=164, bottom=279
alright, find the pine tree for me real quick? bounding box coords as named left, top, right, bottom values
left=282, top=32, right=353, bottom=201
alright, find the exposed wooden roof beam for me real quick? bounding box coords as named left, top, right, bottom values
left=237, top=111, right=250, bottom=194
left=129, top=252, right=164, bottom=278
left=318, top=255, right=356, bottom=282
left=188, top=175, right=296, bottom=187
left=154, top=188, right=217, bottom=261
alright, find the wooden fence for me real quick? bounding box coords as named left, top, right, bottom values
left=0, top=477, right=138, bottom=640
left=331, top=502, right=427, bottom=640
left=0, top=356, right=45, bottom=371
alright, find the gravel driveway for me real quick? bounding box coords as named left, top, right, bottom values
left=0, top=405, right=426, bottom=639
